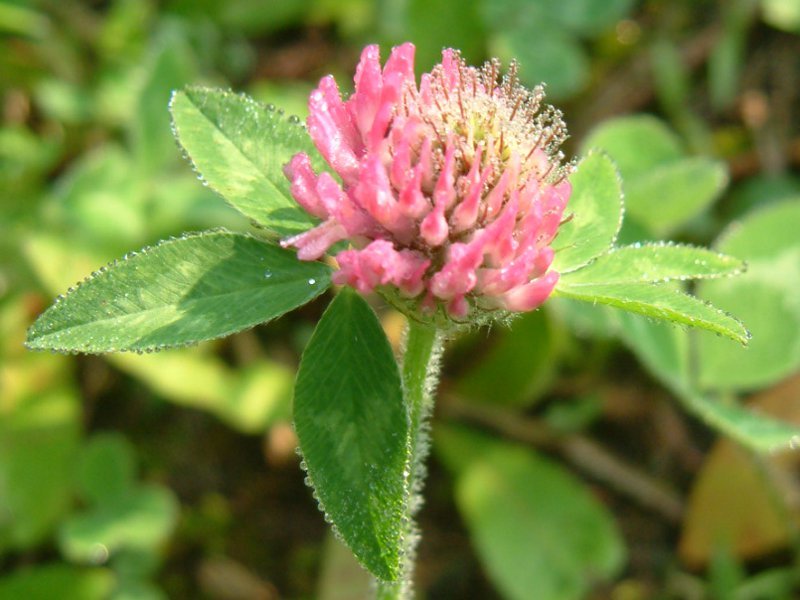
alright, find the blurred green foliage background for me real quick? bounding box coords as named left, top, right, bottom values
left=2, top=0, right=800, bottom=598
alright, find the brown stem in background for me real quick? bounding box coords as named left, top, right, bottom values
left=440, top=395, right=685, bottom=523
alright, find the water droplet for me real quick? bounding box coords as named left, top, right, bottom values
left=308, top=278, right=316, bottom=285
left=264, top=270, right=272, bottom=279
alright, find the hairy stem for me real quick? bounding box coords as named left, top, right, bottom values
left=376, top=319, right=443, bottom=600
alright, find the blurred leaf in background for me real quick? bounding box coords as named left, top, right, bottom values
left=481, top=0, right=634, bottom=98
left=436, top=426, right=625, bottom=600
left=582, top=115, right=728, bottom=239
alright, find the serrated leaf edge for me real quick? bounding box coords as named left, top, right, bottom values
left=168, top=86, right=317, bottom=234
left=553, top=283, right=751, bottom=346
left=559, top=241, right=747, bottom=286
left=553, top=149, right=626, bottom=274
left=292, top=291, right=408, bottom=582
left=25, top=229, right=331, bottom=355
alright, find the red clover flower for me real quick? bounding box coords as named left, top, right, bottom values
left=281, top=43, right=573, bottom=324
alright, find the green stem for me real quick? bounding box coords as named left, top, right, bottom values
left=376, top=319, right=442, bottom=600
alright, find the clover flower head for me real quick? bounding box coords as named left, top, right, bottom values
left=281, top=43, right=573, bottom=324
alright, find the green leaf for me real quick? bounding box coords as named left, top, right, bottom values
left=77, top=434, right=136, bottom=506
left=480, top=0, right=634, bottom=84
left=698, top=199, right=800, bottom=390
left=615, top=312, right=691, bottom=395
left=676, top=390, right=800, bottom=453
left=293, top=289, right=408, bottom=581
left=404, top=0, right=487, bottom=71
left=762, top=0, right=800, bottom=33
left=0, top=564, right=114, bottom=600
left=169, top=87, right=321, bottom=235
left=59, top=486, right=179, bottom=562
left=606, top=315, right=800, bottom=453
left=554, top=282, right=750, bottom=345
left=561, top=243, right=744, bottom=285
left=580, top=115, right=683, bottom=180
left=132, top=26, right=197, bottom=176
left=479, top=0, right=548, bottom=29
left=0, top=390, right=82, bottom=553
left=726, top=173, right=800, bottom=220
left=547, top=0, right=634, bottom=35
left=493, top=27, right=589, bottom=100
left=581, top=115, right=728, bottom=236
left=50, top=145, right=147, bottom=250
left=624, top=157, right=728, bottom=236
left=26, top=231, right=331, bottom=353
left=437, top=426, right=625, bottom=600
left=168, top=0, right=309, bottom=34
left=551, top=151, right=623, bottom=273
left=110, top=581, right=165, bottom=600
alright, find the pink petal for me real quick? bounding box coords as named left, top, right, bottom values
left=283, top=153, right=327, bottom=219
left=353, top=155, right=414, bottom=241
left=307, top=84, right=360, bottom=183
left=281, top=219, right=347, bottom=261
left=317, top=76, right=361, bottom=154
left=368, top=71, right=402, bottom=149
left=332, top=250, right=373, bottom=294
left=538, top=180, right=571, bottom=242
left=352, top=45, right=383, bottom=141
left=420, top=140, right=457, bottom=246
left=483, top=168, right=511, bottom=221
left=383, top=42, right=416, bottom=84
left=398, top=168, right=429, bottom=219
left=447, top=296, right=470, bottom=318
left=333, top=240, right=429, bottom=297
left=419, top=200, right=448, bottom=246
left=365, top=43, right=416, bottom=148
left=389, top=131, right=412, bottom=190
left=316, top=172, right=375, bottom=236
left=451, top=147, right=490, bottom=233
left=497, top=271, right=559, bottom=312
left=429, top=240, right=484, bottom=300
left=393, top=249, right=431, bottom=297
left=415, top=136, right=435, bottom=192
left=478, top=246, right=554, bottom=296
left=434, top=140, right=457, bottom=210
left=515, top=188, right=543, bottom=245
left=484, top=153, right=520, bottom=219
left=479, top=192, right=519, bottom=267
left=440, top=49, right=461, bottom=90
